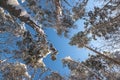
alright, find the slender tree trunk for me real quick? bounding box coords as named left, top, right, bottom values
left=54, top=0, right=62, bottom=22
left=84, top=45, right=120, bottom=65
left=81, top=63, right=102, bottom=80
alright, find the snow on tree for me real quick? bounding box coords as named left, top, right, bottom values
left=0, top=61, right=30, bottom=80
left=62, top=55, right=120, bottom=80
left=0, top=0, right=120, bottom=79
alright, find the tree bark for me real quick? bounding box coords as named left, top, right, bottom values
left=54, top=0, right=62, bottom=22
left=85, top=45, right=120, bottom=65
left=81, top=63, right=102, bottom=80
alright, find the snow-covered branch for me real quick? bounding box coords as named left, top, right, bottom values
left=0, top=0, right=45, bottom=36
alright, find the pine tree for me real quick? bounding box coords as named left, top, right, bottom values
left=0, top=0, right=120, bottom=79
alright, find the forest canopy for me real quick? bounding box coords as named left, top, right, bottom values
left=0, top=0, right=120, bottom=80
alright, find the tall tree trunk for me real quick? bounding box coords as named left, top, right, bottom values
left=81, top=63, right=102, bottom=80
left=54, top=0, right=62, bottom=22
left=84, top=45, right=120, bottom=65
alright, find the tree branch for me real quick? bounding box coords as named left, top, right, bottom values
left=0, top=0, right=45, bottom=37
left=85, top=45, right=120, bottom=65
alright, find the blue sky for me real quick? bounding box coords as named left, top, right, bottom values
left=42, top=0, right=97, bottom=76
left=43, top=28, right=90, bottom=76
left=0, top=0, right=103, bottom=79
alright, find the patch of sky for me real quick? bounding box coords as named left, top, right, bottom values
left=43, top=28, right=90, bottom=76
left=41, top=0, right=102, bottom=76
left=0, top=0, right=104, bottom=78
